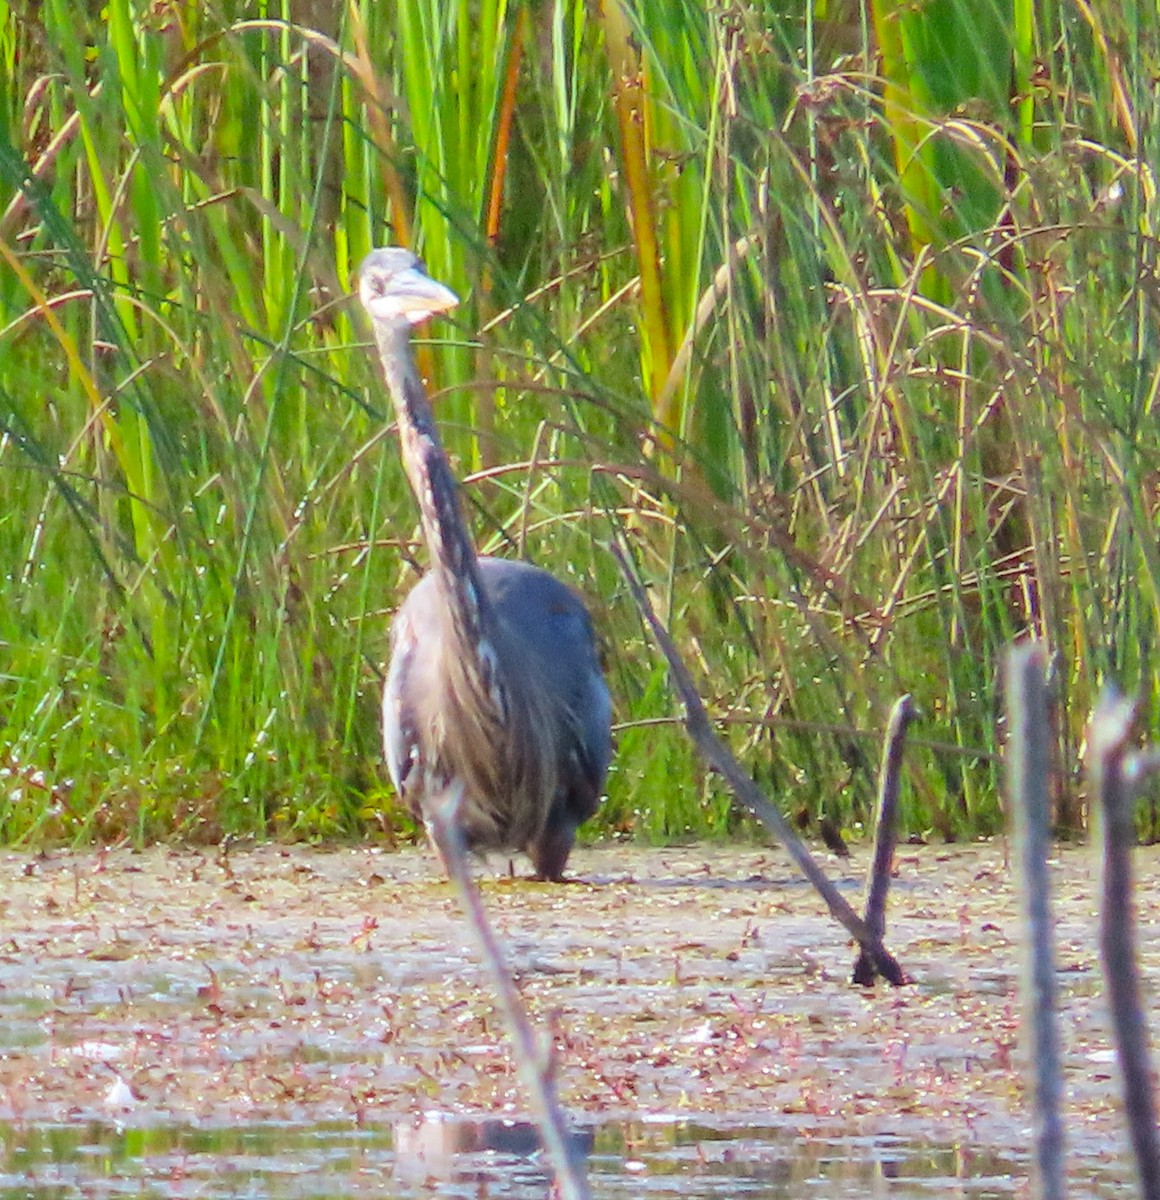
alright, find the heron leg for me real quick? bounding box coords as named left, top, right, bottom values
left=528, top=817, right=577, bottom=883
left=423, top=824, right=452, bottom=876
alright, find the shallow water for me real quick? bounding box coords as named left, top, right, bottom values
left=0, top=1115, right=1134, bottom=1198
left=0, top=842, right=1152, bottom=1196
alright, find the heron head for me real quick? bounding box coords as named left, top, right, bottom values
left=358, top=247, right=460, bottom=327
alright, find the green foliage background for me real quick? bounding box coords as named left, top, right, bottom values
left=0, top=0, right=1155, bottom=845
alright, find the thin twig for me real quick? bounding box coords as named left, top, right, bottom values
left=612, top=538, right=906, bottom=986
left=427, top=787, right=590, bottom=1200
left=853, top=693, right=915, bottom=985
left=1008, top=643, right=1066, bottom=1200
left=1089, top=690, right=1160, bottom=1200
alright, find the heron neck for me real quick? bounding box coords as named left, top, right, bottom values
left=373, top=321, right=490, bottom=650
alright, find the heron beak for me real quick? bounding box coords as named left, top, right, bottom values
left=365, top=266, right=460, bottom=327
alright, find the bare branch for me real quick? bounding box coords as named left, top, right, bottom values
left=1007, top=643, right=1066, bottom=1200
left=853, top=693, right=915, bottom=986
left=612, top=538, right=906, bottom=986
left=1089, top=689, right=1160, bottom=1200
left=428, top=787, right=590, bottom=1200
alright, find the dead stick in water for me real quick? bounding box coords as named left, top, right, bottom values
left=852, top=693, right=915, bottom=986
left=1008, top=643, right=1066, bottom=1200
left=612, top=539, right=906, bottom=986
left=1089, top=691, right=1160, bottom=1200
left=428, top=787, right=590, bottom=1200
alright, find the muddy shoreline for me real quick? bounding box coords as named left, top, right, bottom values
left=0, top=842, right=1144, bottom=1174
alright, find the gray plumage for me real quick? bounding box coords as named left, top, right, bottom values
left=358, top=247, right=611, bottom=880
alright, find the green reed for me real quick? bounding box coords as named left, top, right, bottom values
left=0, top=0, right=1155, bottom=846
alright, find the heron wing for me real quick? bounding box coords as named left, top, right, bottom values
left=479, top=557, right=612, bottom=817
left=382, top=595, right=425, bottom=809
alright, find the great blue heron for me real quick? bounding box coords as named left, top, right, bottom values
left=358, top=247, right=612, bottom=880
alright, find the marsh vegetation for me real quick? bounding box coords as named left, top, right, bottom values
left=0, top=1, right=1156, bottom=846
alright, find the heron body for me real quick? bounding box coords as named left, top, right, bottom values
left=358, top=247, right=611, bottom=880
